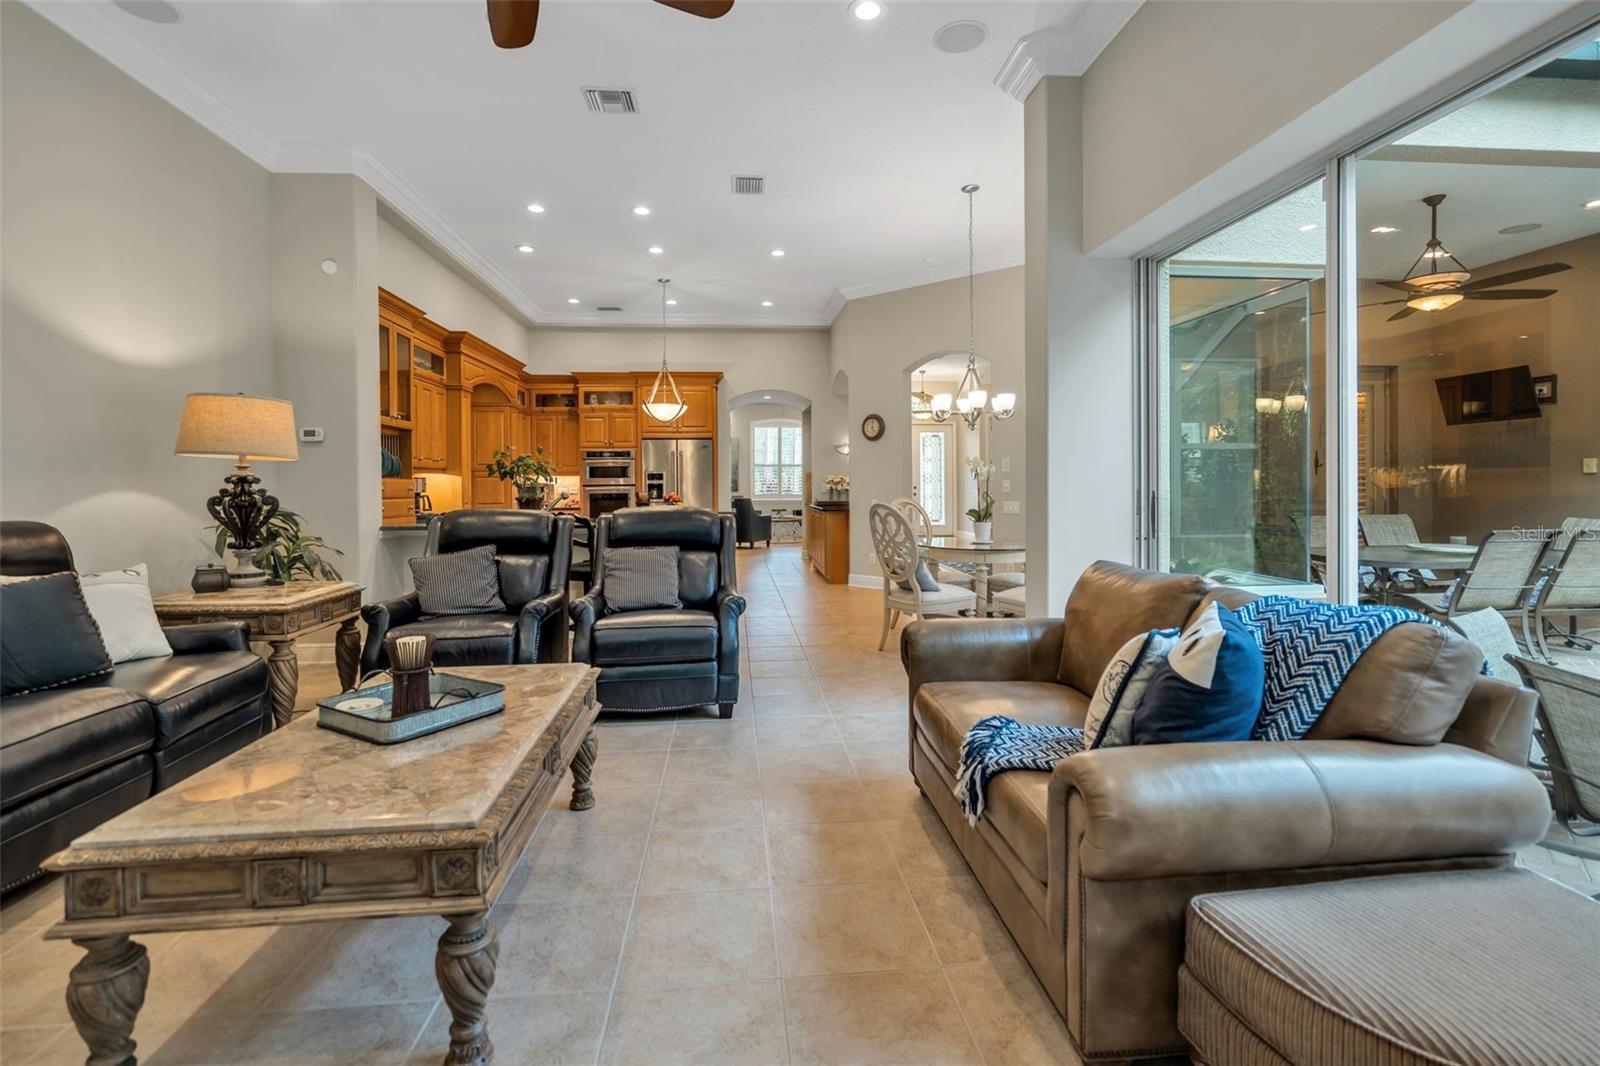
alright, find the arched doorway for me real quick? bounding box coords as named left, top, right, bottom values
left=728, top=388, right=814, bottom=544
left=905, top=352, right=992, bottom=535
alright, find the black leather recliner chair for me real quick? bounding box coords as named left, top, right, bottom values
left=571, top=508, right=746, bottom=718
left=361, top=509, right=573, bottom=675
left=0, top=522, right=271, bottom=892
left=732, top=497, right=771, bottom=549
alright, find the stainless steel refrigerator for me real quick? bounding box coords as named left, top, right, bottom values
left=641, top=438, right=715, bottom=509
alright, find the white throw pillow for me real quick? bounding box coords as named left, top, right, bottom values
left=1082, top=627, right=1180, bottom=749
left=78, top=564, right=173, bottom=663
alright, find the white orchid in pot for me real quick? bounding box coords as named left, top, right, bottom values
left=965, top=456, right=996, bottom=543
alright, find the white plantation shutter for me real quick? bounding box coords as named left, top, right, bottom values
left=752, top=421, right=803, bottom=497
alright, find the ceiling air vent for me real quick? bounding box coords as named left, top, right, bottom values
left=582, top=88, right=637, bottom=114
left=596, top=305, right=624, bottom=312
left=731, top=175, right=765, bottom=195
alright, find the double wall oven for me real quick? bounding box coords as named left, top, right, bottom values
left=581, top=449, right=636, bottom=519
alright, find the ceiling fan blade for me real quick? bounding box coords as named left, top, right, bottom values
left=1375, top=279, right=1421, bottom=292
left=487, top=0, right=538, bottom=47
left=1462, top=288, right=1558, bottom=300
left=1387, top=306, right=1419, bottom=322
left=654, top=0, right=734, bottom=17
left=1459, top=263, right=1570, bottom=291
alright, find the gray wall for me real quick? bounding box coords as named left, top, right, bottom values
left=0, top=3, right=276, bottom=592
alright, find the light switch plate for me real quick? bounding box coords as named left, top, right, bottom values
left=1002, top=500, right=1021, bottom=514
left=1001, top=479, right=1012, bottom=493
left=1000, top=457, right=1012, bottom=472
left=1583, top=457, right=1598, bottom=475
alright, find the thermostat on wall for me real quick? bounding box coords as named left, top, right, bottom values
left=298, top=427, right=325, bottom=443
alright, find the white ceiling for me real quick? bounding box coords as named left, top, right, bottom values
left=35, top=0, right=1136, bottom=327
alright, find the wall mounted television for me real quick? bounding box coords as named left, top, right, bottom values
left=1435, top=365, right=1541, bottom=426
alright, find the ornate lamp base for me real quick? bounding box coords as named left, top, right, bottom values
left=229, top=546, right=270, bottom=587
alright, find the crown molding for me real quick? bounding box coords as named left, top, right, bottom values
left=994, top=0, right=1143, bottom=101
left=836, top=254, right=1025, bottom=302
left=820, top=288, right=849, bottom=326
left=26, top=0, right=280, bottom=168
left=531, top=311, right=832, bottom=329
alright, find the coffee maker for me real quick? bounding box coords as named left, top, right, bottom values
left=413, top=476, right=434, bottom=518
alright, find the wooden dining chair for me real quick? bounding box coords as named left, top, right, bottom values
left=868, top=502, right=976, bottom=650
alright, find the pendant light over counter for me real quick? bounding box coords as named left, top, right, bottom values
left=930, top=184, right=1015, bottom=430
left=642, top=277, right=689, bottom=423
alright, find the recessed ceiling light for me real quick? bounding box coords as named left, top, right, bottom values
left=1297, top=223, right=1318, bottom=232
left=763, top=394, right=773, bottom=400
left=1518, top=334, right=1530, bottom=339
left=1584, top=199, right=1600, bottom=210
left=113, top=0, right=180, bottom=24
left=525, top=203, right=545, bottom=214
left=665, top=299, right=678, bottom=306
left=1253, top=310, right=1267, bottom=316
left=567, top=298, right=581, bottom=304
left=648, top=246, right=664, bottom=255
left=850, top=0, right=883, bottom=21
left=770, top=248, right=786, bottom=257
left=633, top=205, right=651, bottom=216
left=761, top=300, right=774, bottom=307
left=516, top=244, right=534, bottom=254
left=1370, top=226, right=1399, bottom=234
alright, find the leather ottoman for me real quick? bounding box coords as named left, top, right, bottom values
left=1178, top=869, right=1599, bottom=1065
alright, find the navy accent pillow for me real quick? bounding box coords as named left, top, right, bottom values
left=1132, top=601, right=1264, bottom=745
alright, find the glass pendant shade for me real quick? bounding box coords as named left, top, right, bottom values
left=644, top=278, right=689, bottom=423
left=931, top=393, right=953, bottom=417
left=992, top=393, right=1016, bottom=417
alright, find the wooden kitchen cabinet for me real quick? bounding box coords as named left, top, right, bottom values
left=640, top=375, right=718, bottom=438
left=579, top=410, right=638, bottom=449
left=412, top=378, right=449, bottom=471
left=533, top=412, right=581, bottom=475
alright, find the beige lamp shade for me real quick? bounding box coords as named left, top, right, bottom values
left=174, top=393, right=299, bottom=461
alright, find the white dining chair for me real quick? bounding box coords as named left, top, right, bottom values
left=868, top=502, right=976, bottom=650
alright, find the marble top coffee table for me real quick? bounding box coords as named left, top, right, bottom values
left=43, top=663, right=602, bottom=1066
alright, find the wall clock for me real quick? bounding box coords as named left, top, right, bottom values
left=861, top=414, right=885, bottom=442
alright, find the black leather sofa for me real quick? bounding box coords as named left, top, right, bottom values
left=0, top=522, right=271, bottom=892
left=732, top=497, right=771, bottom=549
left=360, top=509, right=573, bottom=675
left=571, top=508, right=746, bottom=718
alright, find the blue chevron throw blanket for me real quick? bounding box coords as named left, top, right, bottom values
left=954, top=597, right=1456, bottom=823
left=1232, top=596, right=1447, bottom=741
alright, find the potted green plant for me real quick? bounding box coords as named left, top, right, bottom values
left=485, top=446, right=557, bottom=509
left=211, top=508, right=342, bottom=584
left=965, top=456, right=996, bottom=543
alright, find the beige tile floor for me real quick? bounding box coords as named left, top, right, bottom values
left=0, top=546, right=1075, bottom=1066
left=5, top=545, right=1592, bottom=1064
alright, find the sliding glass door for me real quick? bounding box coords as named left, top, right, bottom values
left=1150, top=183, right=1328, bottom=592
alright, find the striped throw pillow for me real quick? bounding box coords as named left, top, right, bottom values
left=601, top=546, right=682, bottom=613
left=411, top=544, right=506, bottom=615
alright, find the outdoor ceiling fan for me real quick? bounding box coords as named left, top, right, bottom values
left=1370, top=193, right=1571, bottom=321
left=486, top=0, right=734, bottom=48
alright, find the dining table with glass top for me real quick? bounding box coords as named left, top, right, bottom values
left=921, top=535, right=1026, bottom=616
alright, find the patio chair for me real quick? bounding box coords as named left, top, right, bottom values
left=1509, top=657, right=1600, bottom=860
left=1397, top=529, right=1551, bottom=649
left=869, top=501, right=975, bottom=650
left=1359, top=512, right=1448, bottom=592
left=1446, top=608, right=1522, bottom=685
left=1531, top=530, right=1600, bottom=662
left=1293, top=512, right=1377, bottom=597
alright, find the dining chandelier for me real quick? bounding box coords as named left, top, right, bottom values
left=931, top=184, right=1016, bottom=430
left=642, top=277, right=688, bottom=423
left=910, top=370, right=936, bottom=422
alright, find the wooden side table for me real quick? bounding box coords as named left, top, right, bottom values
left=153, top=580, right=364, bottom=728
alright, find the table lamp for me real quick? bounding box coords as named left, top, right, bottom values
left=175, top=393, right=299, bottom=587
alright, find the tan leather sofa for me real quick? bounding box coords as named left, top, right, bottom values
left=902, top=561, right=1551, bottom=1062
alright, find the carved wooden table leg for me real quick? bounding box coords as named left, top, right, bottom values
left=569, top=727, right=598, bottom=811
left=436, top=911, right=498, bottom=1066
left=334, top=617, right=361, bottom=691
left=265, top=638, right=299, bottom=729
left=66, top=936, right=149, bottom=1066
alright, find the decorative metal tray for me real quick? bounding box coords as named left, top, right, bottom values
left=316, top=673, right=505, bottom=744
